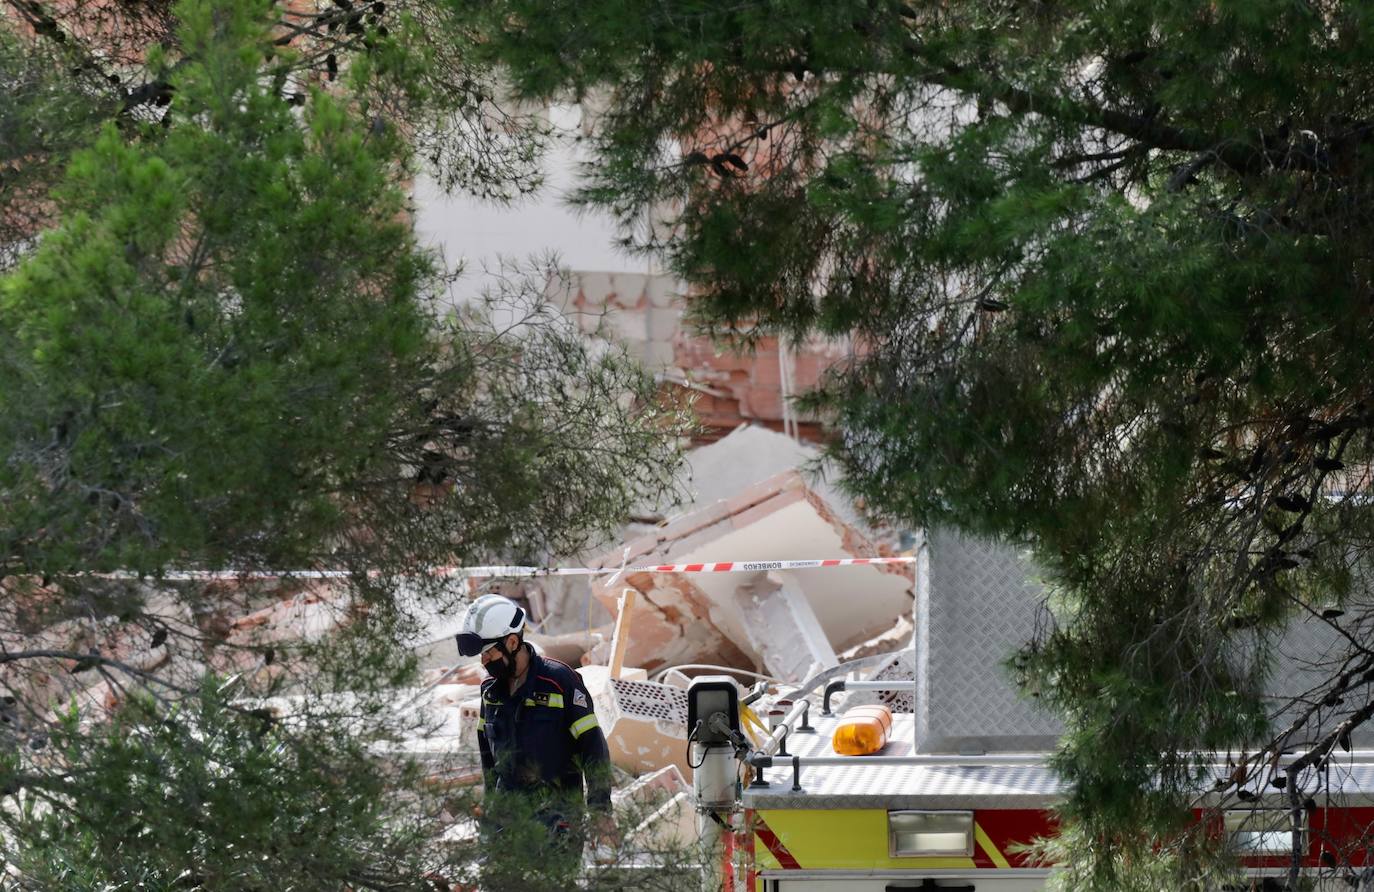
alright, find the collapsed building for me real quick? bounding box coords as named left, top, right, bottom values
left=393, top=422, right=923, bottom=838
left=392, top=416, right=1374, bottom=885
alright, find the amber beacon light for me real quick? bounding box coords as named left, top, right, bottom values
left=831, top=703, right=893, bottom=755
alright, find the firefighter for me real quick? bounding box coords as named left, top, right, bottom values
left=457, top=594, right=612, bottom=853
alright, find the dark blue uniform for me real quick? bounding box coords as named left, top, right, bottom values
left=477, top=646, right=611, bottom=816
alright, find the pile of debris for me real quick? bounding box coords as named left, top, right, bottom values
left=396, top=424, right=918, bottom=841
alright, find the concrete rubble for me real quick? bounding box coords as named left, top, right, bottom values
left=579, top=464, right=912, bottom=673
left=225, top=420, right=910, bottom=859
left=385, top=424, right=919, bottom=817
left=584, top=668, right=691, bottom=779
left=735, top=570, right=838, bottom=684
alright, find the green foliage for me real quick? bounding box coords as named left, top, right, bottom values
left=0, top=0, right=683, bottom=588
left=451, top=0, right=1374, bottom=882
left=1035, top=814, right=1242, bottom=892
left=4, top=677, right=702, bottom=891
left=0, top=27, right=106, bottom=268
left=0, top=0, right=689, bottom=886
left=1, top=0, right=428, bottom=576
left=9, top=680, right=437, bottom=892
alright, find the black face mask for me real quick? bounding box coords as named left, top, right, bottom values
left=484, top=641, right=518, bottom=682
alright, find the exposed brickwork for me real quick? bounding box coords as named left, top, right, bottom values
left=549, top=270, right=850, bottom=443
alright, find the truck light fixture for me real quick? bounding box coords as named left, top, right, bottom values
left=888, top=810, right=975, bottom=857
left=687, top=676, right=741, bottom=746
left=1225, top=809, right=1299, bottom=854
left=833, top=704, right=893, bottom=755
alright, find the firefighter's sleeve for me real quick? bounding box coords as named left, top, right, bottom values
left=567, top=678, right=611, bottom=810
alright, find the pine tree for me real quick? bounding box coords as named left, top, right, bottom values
left=0, top=0, right=689, bottom=886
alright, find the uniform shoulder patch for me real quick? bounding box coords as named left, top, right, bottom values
left=573, top=689, right=588, bottom=708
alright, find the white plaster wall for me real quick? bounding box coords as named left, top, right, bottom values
left=413, top=105, right=646, bottom=291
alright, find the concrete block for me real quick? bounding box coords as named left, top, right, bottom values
left=576, top=309, right=601, bottom=335
left=645, top=275, right=679, bottom=309
left=575, top=271, right=613, bottom=307
left=647, top=306, right=680, bottom=342
left=623, top=339, right=652, bottom=367
left=642, top=339, right=675, bottom=369
left=583, top=674, right=692, bottom=779
left=735, top=571, right=838, bottom=683
left=608, top=273, right=649, bottom=309
left=596, top=307, right=640, bottom=344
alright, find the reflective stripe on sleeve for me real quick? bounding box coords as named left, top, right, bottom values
left=570, top=714, right=599, bottom=739
left=477, top=717, right=486, bottom=732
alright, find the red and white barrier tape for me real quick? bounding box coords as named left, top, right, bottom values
left=450, top=556, right=915, bottom=578
left=103, top=556, right=915, bottom=582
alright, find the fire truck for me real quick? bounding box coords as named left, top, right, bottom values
left=686, top=665, right=1054, bottom=891
left=678, top=530, right=1374, bottom=891
left=685, top=665, right=1374, bottom=892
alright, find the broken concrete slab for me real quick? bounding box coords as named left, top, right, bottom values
left=584, top=469, right=914, bottom=675
left=735, top=571, right=837, bottom=682
left=490, top=425, right=909, bottom=672
left=583, top=570, right=753, bottom=672
left=578, top=663, right=649, bottom=689
left=838, top=613, right=915, bottom=662
left=616, top=764, right=696, bottom=849
left=683, top=424, right=815, bottom=509
left=579, top=671, right=692, bottom=779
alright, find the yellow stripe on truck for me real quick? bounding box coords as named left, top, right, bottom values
left=974, top=821, right=1012, bottom=869
left=753, top=809, right=977, bottom=871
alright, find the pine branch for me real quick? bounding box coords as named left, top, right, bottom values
left=1286, top=698, right=1374, bottom=776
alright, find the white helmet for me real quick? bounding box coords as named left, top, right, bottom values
left=456, top=594, right=526, bottom=657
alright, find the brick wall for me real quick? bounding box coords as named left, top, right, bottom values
left=550, top=270, right=849, bottom=443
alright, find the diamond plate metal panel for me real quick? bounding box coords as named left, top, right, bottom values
left=743, top=711, right=1374, bottom=809
left=1265, top=613, right=1374, bottom=748
left=912, top=530, right=1365, bottom=755
left=916, top=529, right=1062, bottom=753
